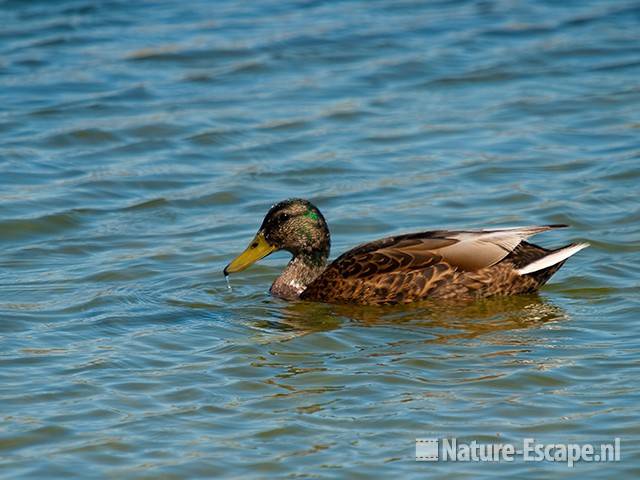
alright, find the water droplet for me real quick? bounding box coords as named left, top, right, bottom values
left=225, top=274, right=232, bottom=291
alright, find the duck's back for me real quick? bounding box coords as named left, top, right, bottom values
left=300, top=226, right=587, bottom=305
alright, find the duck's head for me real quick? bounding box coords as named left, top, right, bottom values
left=224, top=198, right=330, bottom=276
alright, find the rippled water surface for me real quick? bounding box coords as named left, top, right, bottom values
left=1, top=0, right=640, bottom=478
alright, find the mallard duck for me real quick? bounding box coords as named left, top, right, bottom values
left=224, top=198, right=588, bottom=305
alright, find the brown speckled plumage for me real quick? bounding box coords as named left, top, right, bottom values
left=301, top=238, right=560, bottom=305
left=224, top=199, right=588, bottom=306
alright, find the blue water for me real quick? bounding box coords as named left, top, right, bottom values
left=1, top=0, right=639, bottom=478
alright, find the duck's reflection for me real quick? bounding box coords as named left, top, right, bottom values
left=254, top=294, right=568, bottom=344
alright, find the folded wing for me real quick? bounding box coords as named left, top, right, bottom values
left=301, top=224, right=572, bottom=304
left=328, top=224, right=567, bottom=276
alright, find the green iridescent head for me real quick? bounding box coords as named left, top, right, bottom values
left=224, top=199, right=331, bottom=275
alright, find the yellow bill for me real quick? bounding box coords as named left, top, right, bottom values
left=224, top=232, right=277, bottom=275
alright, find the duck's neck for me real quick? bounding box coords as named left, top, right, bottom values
left=270, top=253, right=328, bottom=300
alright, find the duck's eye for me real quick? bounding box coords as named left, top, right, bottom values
left=280, top=213, right=290, bottom=221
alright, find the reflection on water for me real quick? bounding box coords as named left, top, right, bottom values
left=257, top=295, right=568, bottom=344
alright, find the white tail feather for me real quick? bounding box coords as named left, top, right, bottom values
left=517, top=243, right=589, bottom=275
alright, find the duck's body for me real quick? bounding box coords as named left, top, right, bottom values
left=224, top=199, right=588, bottom=306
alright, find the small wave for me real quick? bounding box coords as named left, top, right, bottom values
left=43, top=128, right=120, bottom=148
left=122, top=197, right=170, bottom=211
left=186, top=128, right=243, bottom=146
left=0, top=211, right=82, bottom=242
left=126, top=46, right=255, bottom=67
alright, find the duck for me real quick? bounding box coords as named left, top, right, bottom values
left=223, top=198, right=588, bottom=305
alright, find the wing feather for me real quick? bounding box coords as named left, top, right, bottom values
left=431, top=225, right=566, bottom=270
left=301, top=225, right=566, bottom=303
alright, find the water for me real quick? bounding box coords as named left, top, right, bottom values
left=1, top=0, right=639, bottom=477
